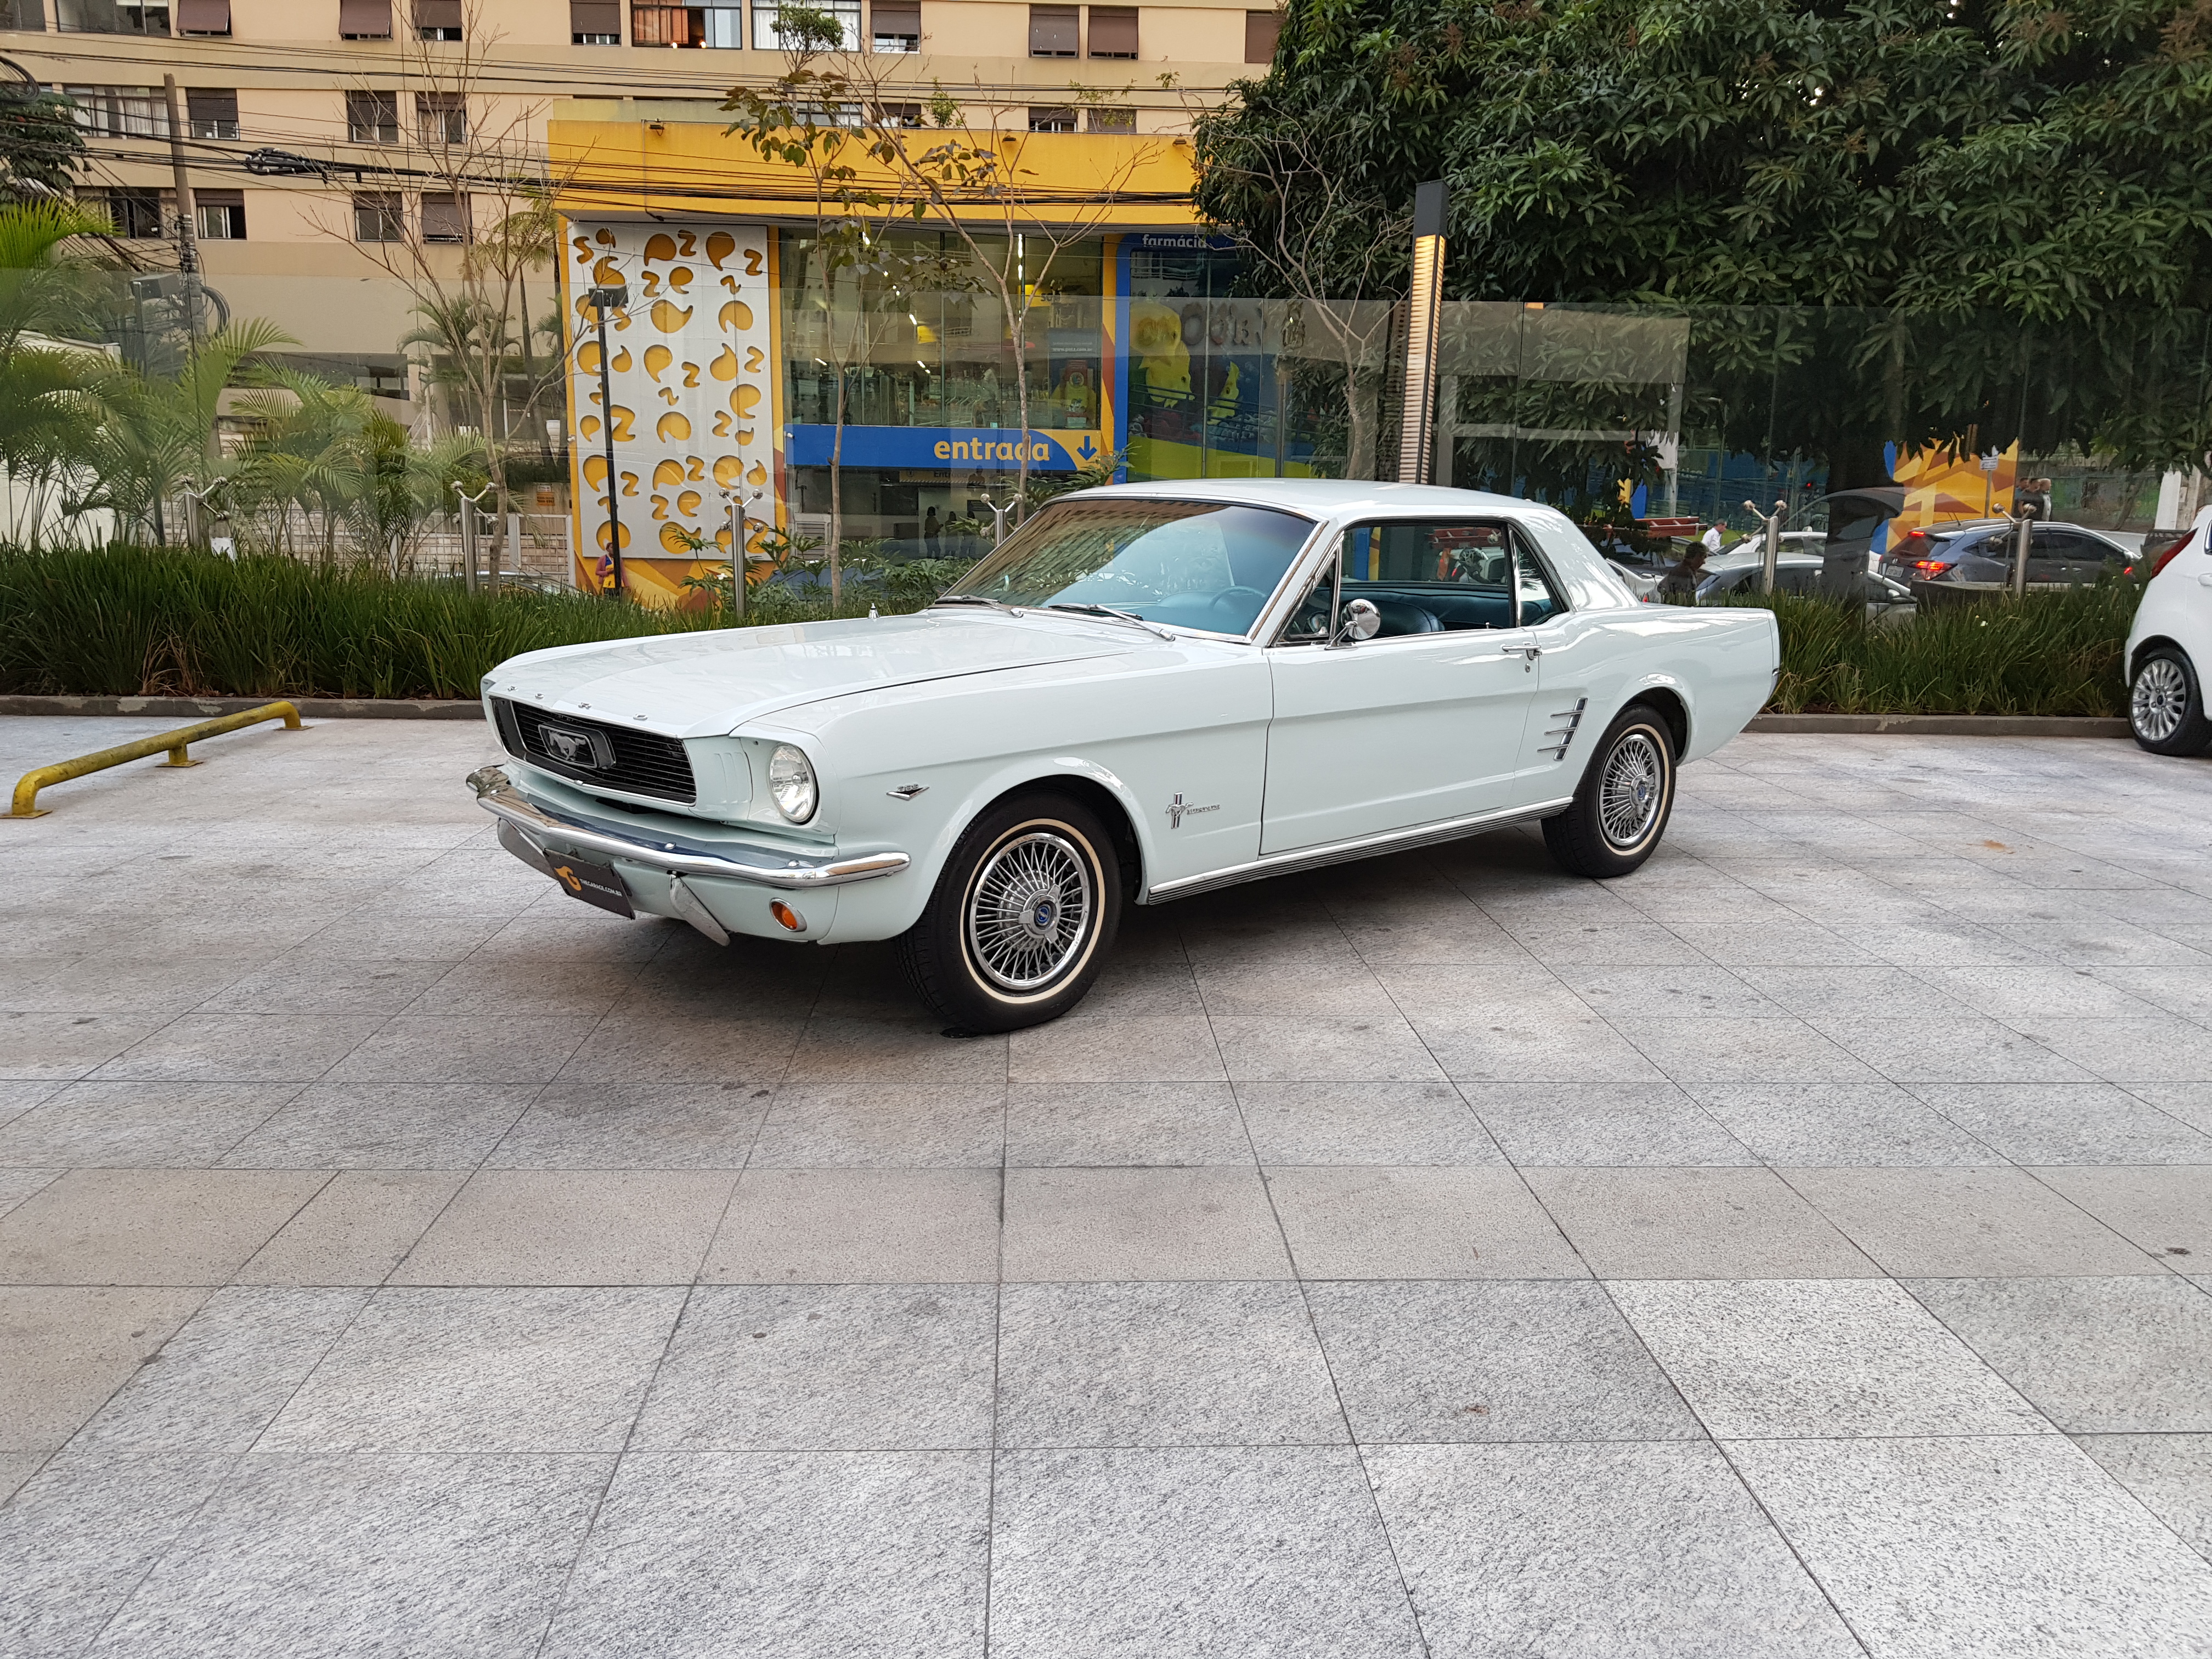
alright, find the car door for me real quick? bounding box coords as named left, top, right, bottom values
left=1260, top=518, right=1546, bottom=854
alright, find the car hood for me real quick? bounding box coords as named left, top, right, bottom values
left=486, top=610, right=1141, bottom=736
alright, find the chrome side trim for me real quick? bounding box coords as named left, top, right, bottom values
left=1140, top=797, right=1575, bottom=904
left=1538, top=697, right=1589, bottom=761
left=468, top=765, right=909, bottom=890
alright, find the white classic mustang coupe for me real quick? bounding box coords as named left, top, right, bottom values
left=470, top=480, right=1779, bottom=1030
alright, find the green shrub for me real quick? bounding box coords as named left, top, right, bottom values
left=1729, top=583, right=2137, bottom=717
left=0, top=545, right=888, bottom=701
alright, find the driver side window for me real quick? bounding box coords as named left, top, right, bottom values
left=1281, top=519, right=1566, bottom=642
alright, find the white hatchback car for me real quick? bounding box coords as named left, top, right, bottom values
left=471, top=481, right=1779, bottom=1030
left=2126, top=503, right=2212, bottom=755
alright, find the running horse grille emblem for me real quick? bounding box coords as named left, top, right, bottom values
left=538, top=723, right=613, bottom=770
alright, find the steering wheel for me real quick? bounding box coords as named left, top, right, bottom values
left=1210, top=586, right=1266, bottom=615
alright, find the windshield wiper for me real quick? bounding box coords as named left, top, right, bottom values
left=1043, top=602, right=1177, bottom=641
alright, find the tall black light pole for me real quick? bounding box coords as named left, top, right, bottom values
left=587, top=284, right=628, bottom=597
left=1396, top=180, right=1448, bottom=486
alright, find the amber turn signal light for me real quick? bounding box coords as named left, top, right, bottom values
left=770, top=900, right=806, bottom=933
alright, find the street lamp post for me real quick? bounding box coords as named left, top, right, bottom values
left=586, top=284, right=628, bottom=598
left=1396, top=180, right=1448, bottom=486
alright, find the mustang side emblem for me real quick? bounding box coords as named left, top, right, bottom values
left=1167, top=793, right=1221, bottom=829
left=539, top=724, right=613, bottom=769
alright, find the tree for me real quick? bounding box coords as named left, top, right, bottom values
left=723, top=3, right=896, bottom=607
left=309, top=6, right=572, bottom=589
left=1194, top=0, right=2212, bottom=479
left=724, top=33, right=1168, bottom=516
left=0, top=87, right=86, bottom=199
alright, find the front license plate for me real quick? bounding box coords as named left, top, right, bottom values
left=544, top=852, right=634, bottom=917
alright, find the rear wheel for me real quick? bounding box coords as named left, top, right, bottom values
left=1542, top=704, right=1677, bottom=878
left=2130, top=647, right=2212, bottom=757
left=896, top=792, right=1122, bottom=1032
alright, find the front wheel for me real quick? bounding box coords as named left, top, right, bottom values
left=1542, top=704, right=1677, bottom=878
left=895, top=792, right=1123, bottom=1032
left=2130, top=647, right=2212, bottom=757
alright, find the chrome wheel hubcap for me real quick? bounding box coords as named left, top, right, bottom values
left=966, top=830, right=1093, bottom=992
left=1599, top=732, right=1665, bottom=848
left=2134, top=657, right=2188, bottom=742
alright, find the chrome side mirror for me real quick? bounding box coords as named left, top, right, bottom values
left=1334, top=598, right=1380, bottom=645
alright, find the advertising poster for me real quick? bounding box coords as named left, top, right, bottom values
left=564, top=221, right=777, bottom=604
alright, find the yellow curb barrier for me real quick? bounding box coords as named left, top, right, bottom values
left=7, top=701, right=303, bottom=819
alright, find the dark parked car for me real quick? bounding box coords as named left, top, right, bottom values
left=1881, top=520, right=2137, bottom=587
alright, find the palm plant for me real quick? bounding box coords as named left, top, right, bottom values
left=228, top=363, right=482, bottom=568
left=74, top=319, right=291, bottom=545
left=0, top=200, right=121, bottom=546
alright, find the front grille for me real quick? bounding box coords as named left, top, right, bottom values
left=492, top=697, right=696, bottom=803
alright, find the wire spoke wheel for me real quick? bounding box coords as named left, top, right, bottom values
left=2134, top=656, right=2189, bottom=743
left=1597, top=731, right=1664, bottom=848
left=964, top=830, right=1095, bottom=992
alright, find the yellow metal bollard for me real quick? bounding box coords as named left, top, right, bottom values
left=7, top=701, right=303, bottom=819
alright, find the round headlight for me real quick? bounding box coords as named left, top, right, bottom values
left=767, top=744, right=817, bottom=823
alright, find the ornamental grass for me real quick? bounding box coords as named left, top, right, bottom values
left=0, top=544, right=2141, bottom=714
left=1739, top=584, right=2136, bottom=718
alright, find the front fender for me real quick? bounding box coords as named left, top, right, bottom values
left=818, top=752, right=1159, bottom=943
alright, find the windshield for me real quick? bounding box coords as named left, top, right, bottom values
left=944, top=498, right=1316, bottom=636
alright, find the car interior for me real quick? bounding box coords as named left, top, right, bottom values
left=1281, top=520, right=1567, bottom=641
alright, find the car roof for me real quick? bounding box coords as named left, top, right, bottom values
left=1921, top=519, right=2114, bottom=538
left=1059, top=478, right=1554, bottom=520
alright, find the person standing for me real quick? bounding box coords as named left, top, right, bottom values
left=2019, top=477, right=2053, bottom=521
left=923, top=505, right=941, bottom=557
left=1700, top=521, right=1724, bottom=557
left=1661, top=545, right=1709, bottom=602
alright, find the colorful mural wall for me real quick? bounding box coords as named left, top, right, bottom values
left=562, top=221, right=780, bottom=605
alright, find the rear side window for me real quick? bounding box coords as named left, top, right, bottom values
left=1279, top=518, right=1568, bottom=641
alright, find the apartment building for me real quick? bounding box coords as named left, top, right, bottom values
left=2, top=0, right=1277, bottom=590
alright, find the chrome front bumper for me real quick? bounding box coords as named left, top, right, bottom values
left=466, top=765, right=911, bottom=890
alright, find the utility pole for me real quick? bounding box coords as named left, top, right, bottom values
left=160, top=76, right=200, bottom=301
left=587, top=284, right=627, bottom=599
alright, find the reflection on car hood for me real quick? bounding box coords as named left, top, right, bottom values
left=487, top=609, right=1138, bottom=736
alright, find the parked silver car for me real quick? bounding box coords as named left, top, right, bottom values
left=1880, top=520, right=2136, bottom=587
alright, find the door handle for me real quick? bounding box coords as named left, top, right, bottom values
left=1500, top=645, right=1541, bottom=660
left=2198, top=573, right=2212, bottom=588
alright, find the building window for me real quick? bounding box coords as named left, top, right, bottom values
left=1087, top=4, right=1134, bottom=57
left=414, top=0, right=459, bottom=36
left=65, top=86, right=166, bottom=137
left=176, top=0, right=228, bottom=34
left=630, top=3, right=691, bottom=44
left=870, top=0, right=916, bottom=51
left=1028, top=3, right=1075, bottom=55
left=185, top=87, right=238, bottom=139
left=1086, top=104, right=1133, bottom=132
left=420, top=191, right=469, bottom=244
left=353, top=190, right=403, bottom=241
left=195, top=188, right=244, bottom=238
left=754, top=0, right=859, bottom=49
left=570, top=0, right=618, bottom=42
left=0, top=1, right=47, bottom=28
left=102, top=188, right=165, bottom=238
left=57, top=0, right=170, bottom=32
left=347, top=90, right=397, bottom=142
left=871, top=100, right=923, bottom=127
left=1027, top=105, right=1075, bottom=132
left=416, top=92, right=465, bottom=146
left=337, top=0, right=390, bottom=37
left=1243, top=7, right=1279, bottom=63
